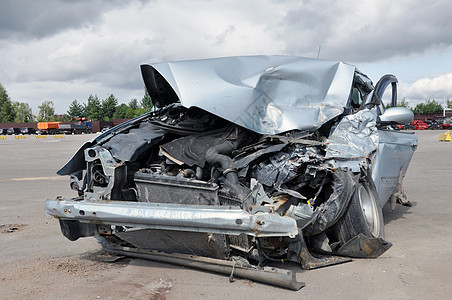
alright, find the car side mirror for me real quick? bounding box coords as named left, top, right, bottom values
left=379, top=107, right=414, bottom=124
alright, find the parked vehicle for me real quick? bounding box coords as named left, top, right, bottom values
left=45, top=56, right=417, bottom=289
left=7, top=127, right=21, bottom=135
left=0, top=128, right=7, bottom=135
left=37, top=121, right=92, bottom=134
left=411, top=120, right=429, bottom=130
left=21, top=127, right=36, bottom=135
left=37, top=122, right=60, bottom=134
left=434, top=116, right=451, bottom=129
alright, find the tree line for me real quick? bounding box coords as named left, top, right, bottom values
left=65, top=92, right=153, bottom=121
left=387, top=98, right=450, bottom=114
left=0, top=82, right=153, bottom=123
left=1, top=81, right=450, bottom=123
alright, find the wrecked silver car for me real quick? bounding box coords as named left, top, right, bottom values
left=45, top=56, right=417, bottom=290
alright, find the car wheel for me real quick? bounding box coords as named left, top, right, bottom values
left=333, top=174, right=385, bottom=245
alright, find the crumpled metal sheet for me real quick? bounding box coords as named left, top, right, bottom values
left=250, top=145, right=325, bottom=199
left=144, top=55, right=356, bottom=134
left=325, top=108, right=379, bottom=159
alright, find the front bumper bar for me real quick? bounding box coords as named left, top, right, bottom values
left=45, top=198, right=299, bottom=238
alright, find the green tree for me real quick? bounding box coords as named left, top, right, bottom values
left=101, top=94, right=118, bottom=121
left=132, top=108, right=146, bottom=117
left=385, top=98, right=409, bottom=109
left=54, top=114, right=70, bottom=122
left=84, top=94, right=103, bottom=121
left=67, top=100, right=85, bottom=118
left=113, top=103, right=129, bottom=119
left=412, top=100, right=443, bottom=114
left=140, top=89, right=153, bottom=111
left=126, top=98, right=146, bottom=118
left=13, top=102, right=34, bottom=122
left=128, top=98, right=139, bottom=110
left=125, top=107, right=135, bottom=119
left=38, top=100, right=55, bottom=121
left=0, top=83, right=16, bottom=122
left=398, top=99, right=409, bottom=108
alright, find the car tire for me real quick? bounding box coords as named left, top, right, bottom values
left=333, top=174, right=385, bottom=245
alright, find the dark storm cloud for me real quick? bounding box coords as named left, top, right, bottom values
left=1, top=0, right=451, bottom=114
left=278, top=0, right=452, bottom=62
left=0, top=0, right=128, bottom=40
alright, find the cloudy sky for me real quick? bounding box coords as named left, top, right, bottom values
left=1, top=0, right=451, bottom=114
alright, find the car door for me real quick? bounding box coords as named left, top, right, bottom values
left=369, top=75, right=418, bottom=206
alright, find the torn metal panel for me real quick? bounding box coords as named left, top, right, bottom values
left=142, top=55, right=356, bottom=134
left=371, top=129, right=417, bottom=205
left=234, top=143, right=287, bottom=171
left=325, top=108, right=379, bottom=159
left=45, top=198, right=299, bottom=238
left=250, top=143, right=327, bottom=199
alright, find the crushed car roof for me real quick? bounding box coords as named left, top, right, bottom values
left=141, top=55, right=357, bottom=134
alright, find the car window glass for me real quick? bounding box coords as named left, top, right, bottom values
left=350, top=87, right=362, bottom=111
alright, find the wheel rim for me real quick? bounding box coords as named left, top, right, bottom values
left=357, top=185, right=380, bottom=237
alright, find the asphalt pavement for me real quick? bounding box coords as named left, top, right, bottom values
left=0, top=131, right=450, bottom=299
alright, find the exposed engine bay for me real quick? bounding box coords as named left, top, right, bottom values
left=45, top=55, right=417, bottom=290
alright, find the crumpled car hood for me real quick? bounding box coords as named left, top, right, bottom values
left=141, top=55, right=356, bottom=134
